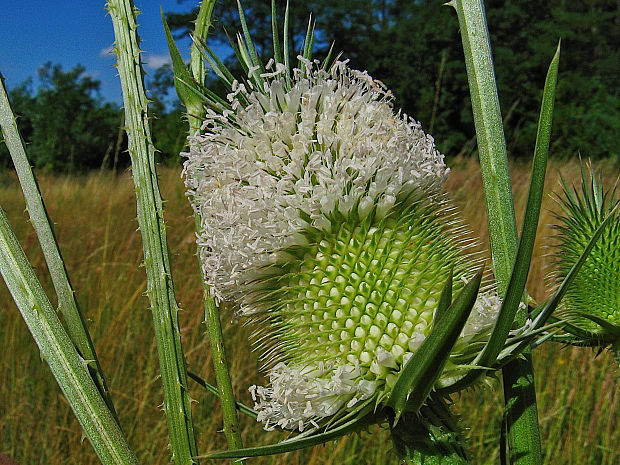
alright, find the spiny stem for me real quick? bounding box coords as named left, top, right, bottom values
left=449, top=1, right=542, bottom=464
left=108, top=1, right=198, bottom=463
left=0, top=75, right=118, bottom=420
left=0, top=206, right=139, bottom=465
left=188, top=1, right=246, bottom=459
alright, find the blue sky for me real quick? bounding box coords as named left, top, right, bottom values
left=0, top=1, right=206, bottom=105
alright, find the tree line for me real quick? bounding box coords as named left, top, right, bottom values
left=2, top=0, right=618, bottom=172
left=0, top=63, right=186, bottom=172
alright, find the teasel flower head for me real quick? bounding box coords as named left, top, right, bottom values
left=182, top=44, right=505, bottom=428
left=166, top=4, right=533, bottom=461
left=549, top=163, right=620, bottom=356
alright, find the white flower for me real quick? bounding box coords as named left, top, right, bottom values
left=183, top=58, right=499, bottom=431
left=184, top=59, right=448, bottom=306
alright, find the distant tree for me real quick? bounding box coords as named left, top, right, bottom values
left=0, top=78, right=35, bottom=168
left=166, top=0, right=620, bottom=160
left=1, top=63, right=124, bottom=172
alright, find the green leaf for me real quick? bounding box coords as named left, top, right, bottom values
left=387, top=270, right=483, bottom=424
left=283, top=0, right=292, bottom=86
left=161, top=8, right=203, bottom=113
left=271, top=0, right=282, bottom=64
left=189, top=0, right=215, bottom=87
left=435, top=267, right=454, bottom=322
left=443, top=42, right=560, bottom=394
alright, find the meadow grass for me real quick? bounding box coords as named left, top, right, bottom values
left=0, top=158, right=617, bottom=465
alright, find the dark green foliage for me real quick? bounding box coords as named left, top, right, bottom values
left=0, top=63, right=126, bottom=172
left=0, top=62, right=187, bottom=172
left=3, top=1, right=616, bottom=173
left=148, top=64, right=187, bottom=165
left=168, top=0, right=619, bottom=160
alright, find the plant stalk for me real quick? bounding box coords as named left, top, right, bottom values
left=188, top=0, right=215, bottom=133
left=449, top=1, right=542, bottom=463
left=108, top=1, right=199, bottom=463
left=0, top=206, right=139, bottom=465
left=0, top=74, right=118, bottom=420
left=188, top=1, right=246, bottom=457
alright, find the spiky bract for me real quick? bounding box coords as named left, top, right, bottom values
left=551, top=163, right=619, bottom=347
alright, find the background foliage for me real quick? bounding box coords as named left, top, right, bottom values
left=2, top=0, right=618, bottom=169
left=168, top=0, right=620, bottom=161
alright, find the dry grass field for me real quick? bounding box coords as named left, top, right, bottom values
left=0, top=157, right=617, bottom=464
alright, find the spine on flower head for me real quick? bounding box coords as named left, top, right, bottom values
left=183, top=53, right=501, bottom=434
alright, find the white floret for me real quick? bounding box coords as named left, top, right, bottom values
left=183, top=60, right=448, bottom=309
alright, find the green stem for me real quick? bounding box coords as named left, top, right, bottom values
left=450, top=0, right=518, bottom=284
left=450, top=1, right=542, bottom=464
left=188, top=1, right=246, bottom=458
left=0, top=207, right=139, bottom=465
left=188, top=0, right=215, bottom=133
left=108, top=1, right=198, bottom=463
left=0, top=74, right=118, bottom=421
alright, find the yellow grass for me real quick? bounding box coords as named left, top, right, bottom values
left=0, top=158, right=617, bottom=464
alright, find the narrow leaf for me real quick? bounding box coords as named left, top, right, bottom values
left=203, top=405, right=380, bottom=459
left=161, top=8, right=203, bottom=113
left=0, top=74, right=117, bottom=418
left=387, top=270, right=483, bottom=423
left=443, top=42, right=560, bottom=393
left=271, top=0, right=282, bottom=64
left=435, top=267, right=454, bottom=322
left=283, top=0, right=292, bottom=86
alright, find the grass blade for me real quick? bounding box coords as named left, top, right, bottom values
left=0, top=75, right=117, bottom=418
left=108, top=1, right=199, bottom=463
left=0, top=207, right=139, bottom=465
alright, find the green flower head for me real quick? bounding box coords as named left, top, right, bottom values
left=183, top=53, right=501, bottom=433
left=550, top=163, right=619, bottom=350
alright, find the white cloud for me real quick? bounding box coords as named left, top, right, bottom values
left=143, top=53, right=172, bottom=70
